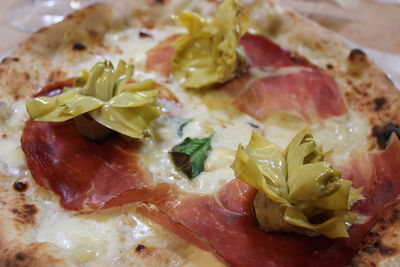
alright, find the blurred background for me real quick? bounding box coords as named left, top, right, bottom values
left=0, top=0, right=399, bottom=55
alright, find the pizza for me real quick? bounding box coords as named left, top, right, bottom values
left=0, top=0, right=400, bottom=266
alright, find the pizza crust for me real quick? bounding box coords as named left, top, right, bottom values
left=0, top=0, right=399, bottom=266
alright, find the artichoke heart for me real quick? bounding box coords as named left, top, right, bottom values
left=26, top=60, right=162, bottom=139
left=172, top=0, right=249, bottom=89
left=232, top=129, right=364, bottom=238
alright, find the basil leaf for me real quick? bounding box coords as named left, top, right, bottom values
left=170, top=135, right=213, bottom=179
left=178, top=119, right=193, bottom=137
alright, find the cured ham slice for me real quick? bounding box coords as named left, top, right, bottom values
left=222, top=34, right=347, bottom=122
left=343, top=137, right=400, bottom=216
left=225, top=70, right=346, bottom=122
left=239, top=33, right=310, bottom=68
left=145, top=34, right=180, bottom=77
left=21, top=120, right=153, bottom=210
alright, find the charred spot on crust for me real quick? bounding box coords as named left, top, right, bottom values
left=354, top=202, right=400, bottom=265
left=348, top=49, right=367, bottom=62
left=72, top=43, right=87, bottom=51
left=326, top=64, right=334, bottom=70
left=373, top=97, right=386, bottom=111
left=11, top=204, right=38, bottom=224
left=369, top=232, right=380, bottom=238
left=15, top=252, right=27, bottom=261
left=13, top=182, right=28, bottom=192
left=358, top=236, right=397, bottom=257
left=23, top=204, right=37, bottom=215
left=135, top=244, right=146, bottom=253
left=372, top=123, right=400, bottom=149
left=0, top=57, right=19, bottom=64
left=154, top=0, right=164, bottom=4
left=347, top=49, right=369, bottom=75
left=361, top=246, right=375, bottom=255
left=139, top=29, right=153, bottom=38
left=372, top=241, right=396, bottom=255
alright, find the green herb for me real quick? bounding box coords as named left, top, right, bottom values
left=178, top=119, right=193, bottom=137
left=170, top=134, right=213, bottom=179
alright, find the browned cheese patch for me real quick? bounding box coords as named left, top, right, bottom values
left=1, top=242, right=68, bottom=267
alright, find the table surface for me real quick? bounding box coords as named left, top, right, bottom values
left=0, top=0, right=399, bottom=55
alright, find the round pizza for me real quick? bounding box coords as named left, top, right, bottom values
left=1, top=0, right=400, bottom=266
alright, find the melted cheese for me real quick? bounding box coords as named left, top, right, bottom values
left=0, top=18, right=372, bottom=267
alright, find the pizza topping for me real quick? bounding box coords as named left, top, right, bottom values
left=232, top=129, right=364, bottom=238
left=221, top=34, right=348, bottom=122
left=26, top=60, right=161, bottom=139
left=172, top=0, right=248, bottom=89
left=21, top=120, right=153, bottom=210
left=146, top=35, right=181, bottom=77
left=170, top=135, right=213, bottom=179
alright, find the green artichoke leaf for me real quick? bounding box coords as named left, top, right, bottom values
left=108, top=89, right=159, bottom=107
left=287, top=162, right=341, bottom=202
left=26, top=89, right=103, bottom=122
left=284, top=206, right=352, bottom=238
left=172, top=0, right=249, bottom=89
left=232, top=132, right=289, bottom=204
left=232, top=129, right=364, bottom=239
left=91, top=104, right=161, bottom=139
left=26, top=60, right=161, bottom=139
left=286, top=128, right=325, bottom=177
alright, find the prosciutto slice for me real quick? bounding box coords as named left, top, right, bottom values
left=21, top=120, right=155, bottom=210
left=145, top=34, right=181, bottom=77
